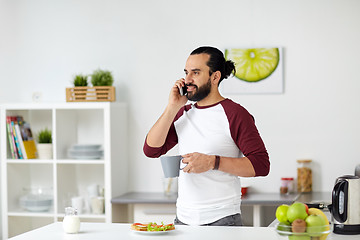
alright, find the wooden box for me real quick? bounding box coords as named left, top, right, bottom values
left=66, top=86, right=115, bottom=102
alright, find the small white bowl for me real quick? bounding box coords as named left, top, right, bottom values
left=19, top=194, right=53, bottom=212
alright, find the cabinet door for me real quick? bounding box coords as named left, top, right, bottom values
left=8, top=216, right=54, bottom=238
left=133, top=204, right=176, bottom=224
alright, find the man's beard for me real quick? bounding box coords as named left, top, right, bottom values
left=186, top=78, right=211, bottom=102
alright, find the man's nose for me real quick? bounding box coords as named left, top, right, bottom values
left=184, top=75, right=193, bottom=85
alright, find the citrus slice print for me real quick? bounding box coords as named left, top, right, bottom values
left=225, top=48, right=280, bottom=82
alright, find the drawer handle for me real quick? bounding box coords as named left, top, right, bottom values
left=143, top=209, right=176, bottom=215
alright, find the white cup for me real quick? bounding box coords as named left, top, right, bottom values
left=163, top=177, right=178, bottom=196
left=91, top=197, right=104, bottom=214
left=71, top=196, right=83, bottom=214
left=87, top=184, right=99, bottom=197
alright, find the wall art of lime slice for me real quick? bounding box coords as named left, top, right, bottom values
left=225, top=48, right=280, bottom=82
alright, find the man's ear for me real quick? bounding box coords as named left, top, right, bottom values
left=212, top=70, right=222, bottom=85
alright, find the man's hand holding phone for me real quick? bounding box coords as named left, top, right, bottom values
left=175, top=78, right=187, bottom=96
left=168, top=78, right=188, bottom=109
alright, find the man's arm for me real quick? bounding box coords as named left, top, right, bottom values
left=181, top=153, right=256, bottom=177
left=218, top=156, right=255, bottom=177
left=146, top=105, right=181, bottom=148
left=144, top=79, right=188, bottom=156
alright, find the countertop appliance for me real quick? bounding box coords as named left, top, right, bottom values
left=355, top=164, right=360, bottom=177
left=330, top=175, right=360, bottom=235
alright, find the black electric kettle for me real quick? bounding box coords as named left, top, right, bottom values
left=330, top=175, right=360, bottom=235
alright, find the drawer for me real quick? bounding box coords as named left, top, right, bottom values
left=133, top=204, right=176, bottom=224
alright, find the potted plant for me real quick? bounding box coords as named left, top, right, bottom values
left=90, top=69, right=115, bottom=101
left=90, top=69, right=114, bottom=86
left=73, top=74, right=88, bottom=87
left=66, top=69, right=115, bottom=102
left=36, top=128, right=53, bottom=159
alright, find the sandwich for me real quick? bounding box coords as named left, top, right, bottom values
left=131, top=222, right=175, bottom=232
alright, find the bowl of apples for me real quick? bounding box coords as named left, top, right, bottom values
left=274, top=202, right=332, bottom=240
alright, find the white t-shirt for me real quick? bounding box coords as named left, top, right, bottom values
left=143, top=98, right=269, bottom=225
left=175, top=101, right=242, bottom=225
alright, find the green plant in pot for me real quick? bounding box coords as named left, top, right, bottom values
left=91, top=69, right=114, bottom=86
left=36, top=128, right=53, bottom=159
left=73, top=74, right=88, bottom=87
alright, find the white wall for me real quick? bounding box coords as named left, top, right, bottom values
left=1, top=0, right=360, bottom=196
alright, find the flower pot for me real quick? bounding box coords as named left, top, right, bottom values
left=37, top=143, right=53, bottom=159
left=66, top=86, right=115, bottom=102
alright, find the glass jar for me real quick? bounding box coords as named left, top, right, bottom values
left=63, top=207, right=81, bottom=234
left=280, top=177, right=294, bottom=194
left=297, top=159, right=312, bottom=192
left=163, top=177, right=178, bottom=196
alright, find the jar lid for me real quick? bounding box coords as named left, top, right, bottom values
left=297, top=159, right=312, bottom=163
left=281, top=177, right=294, bottom=180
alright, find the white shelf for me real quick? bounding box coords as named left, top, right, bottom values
left=1, top=102, right=128, bottom=239
left=56, top=213, right=106, bottom=219
left=8, top=211, right=54, bottom=217
left=7, top=159, right=54, bottom=164
left=56, top=159, right=105, bottom=164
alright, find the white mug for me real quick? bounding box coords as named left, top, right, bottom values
left=91, top=197, right=104, bottom=214
left=71, top=196, right=84, bottom=214
left=87, top=184, right=99, bottom=197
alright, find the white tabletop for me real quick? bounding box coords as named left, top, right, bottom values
left=9, top=222, right=358, bottom=240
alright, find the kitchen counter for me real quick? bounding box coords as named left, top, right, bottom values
left=111, top=192, right=332, bottom=227
left=9, top=222, right=358, bottom=240
left=112, top=191, right=300, bottom=227
left=111, top=192, right=177, bottom=204
left=111, top=191, right=300, bottom=205
left=296, top=191, right=332, bottom=204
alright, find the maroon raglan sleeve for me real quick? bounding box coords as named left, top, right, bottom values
left=143, top=123, right=178, bottom=158
left=143, top=105, right=187, bottom=158
left=222, top=100, right=270, bottom=176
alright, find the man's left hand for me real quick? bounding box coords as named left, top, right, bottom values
left=181, top=152, right=215, bottom=173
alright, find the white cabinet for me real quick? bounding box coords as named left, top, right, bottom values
left=0, top=102, right=128, bottom=239
left=133, top=204, right=176, bottom=224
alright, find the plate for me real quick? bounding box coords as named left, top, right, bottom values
left=19, top=194, right=53, bottom=212
left=72, top=144, right=101, bottom=150
left=67, top=149, right=103, bottom=159
left=68, top=153, right=103, bottom=160
left=131, top=229, right=174, bottom=235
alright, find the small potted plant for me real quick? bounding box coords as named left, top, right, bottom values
left=90, top=69, right=114, bottom=86
left=36, top=128, right=53, bottom=159
left=66, top=69, right=115, bottom=102
left=89, top=69, right=115, bottom=101
left=73, top=74, right=88, bottom=87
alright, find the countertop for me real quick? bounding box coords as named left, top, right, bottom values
left=9, top=222, right=358, bottom=240
left=111, top=191, right=333, bottom=227
left=111, top=192, right=177, bottom=204
left=111, top=191, right=331, bottom=205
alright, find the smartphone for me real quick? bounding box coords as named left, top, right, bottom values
left=179, top=85, right=187, bottom=96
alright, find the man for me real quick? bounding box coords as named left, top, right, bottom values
left=143, top=46, right=270, bottom=226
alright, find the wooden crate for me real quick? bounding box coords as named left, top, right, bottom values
left=66, top=86, right=116, bottom=102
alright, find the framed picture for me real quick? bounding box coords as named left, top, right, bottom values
left=221, top=47, right=283, bottom=94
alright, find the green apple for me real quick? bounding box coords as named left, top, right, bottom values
left=276, top=204, right=289, bottom=223
left=305, top=215, right=327, bottom=237
left=287, top=202, right=308, bottom=223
